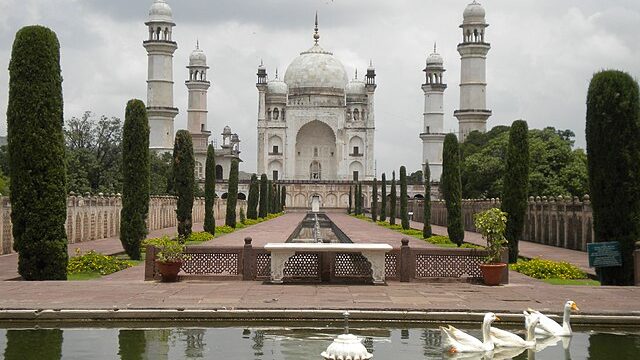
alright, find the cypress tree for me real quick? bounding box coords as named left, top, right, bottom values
left=203, top=144, right=216, bottom=235
left=258, top=174, right=268, bottom=218
left=348, top=186, right=353, bottom=214
left=281, top=186, right=287, bottom=211
left=272, top=183, right=278, bottom=213
left=372, top=178, right=378, bottom=222
left=173, top=130, right=195, bottom=239
left=225, top=159, right=239, bottom=228
left=266, top=180, right=273, bottom=214
left=120, top=99, right=150, bottom=260
left=357, top=183, right=362, bottom=215
left=400, top=166, right=409, bottom=229
left=380, top=173, right=387, bottom=222
left=442, top=133, right=464, bottom=246
left=586, top=70, right=640, bottom=285
left=8, top=26, right=68, bottom=280
left=502, top=120, right=530, bottom=263
left=247, top=174, right=259, bottom=220
left=389, top=172, right=397, bottom=225
left=423, top=161, right=432, bottom=239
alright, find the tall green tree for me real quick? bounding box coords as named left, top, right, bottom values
left=203, top=144, right=216, bottom=235
left=586, top=70, right=640, bottom=285
left=380, top=173, right=387, bottom=222
left=281, top=186, right=287, bottom=211
left=357, top=183, right=363, bottom=215
left=225, top=159, right=239, bottom=228
left=266, top=180, right=273, bottom=214
left=173, top=130, right=195, bottom=239
left=423, top=162, right=432, bottom=238
left=400, top=166, right=409, bottom=229
left=150, top=152, right=173, bottom=195
left=247, top=174, right=259, bottom=220
left=258, top=174, right=268, bottom=218
left=348, top=186, right=353, bottom=214
left=7, top=26, right=68, bottom=280
left=442, top=133, right=464, bottom=246
left=371, top=178, right=378, bottom=222
left=120, top=99, right=149, bottom=260
left=502, top=120, right=530, bottom=263
left=389, top=172, right=397, bottom=225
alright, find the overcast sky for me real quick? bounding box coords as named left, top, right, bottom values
left=0, top=0, right=639, bottom=176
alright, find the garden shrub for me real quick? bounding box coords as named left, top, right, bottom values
left=185, top=231, right=214, bottom=243
left=510, top=258, right=587, bottom=280
left=67, top=249, right=132, bottom=275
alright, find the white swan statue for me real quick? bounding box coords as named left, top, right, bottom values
left=525, top=300, right=579, bottom=336
left=440, top=313, right=499, bottom=354
left=490, top=311, right=540, bottom=348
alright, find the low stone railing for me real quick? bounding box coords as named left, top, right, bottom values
left=0, top=195, right=246, bottom=255
left=392, top=196, right=594, bottom=252
left=145, top=238, right=507, bottom=284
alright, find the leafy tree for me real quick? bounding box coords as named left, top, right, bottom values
left=400, top=166, right=409, bottom=229
left=423, top=161, right=432, bottom=238
left=502, top=120, right=530, bottom=263
left=7, top=26, right=68, bottom=280
left=173, top=130, right=195, bottom=239
left=408, top=170, right=423, bottom=185
left=150, top=152, right=173, bottom=195
left=247, top=174, right=259, bottom=220
left=226, top=159, right=239, bottom=228
left=380, top=173, right=387, bottom=222
left=442, top=134, right=464, bottom=246
left=204, top=144, right=216, bottom=235
left=371, top=178, right=378, bottom=222
left=586, top=70, right=640, bottom=286
left=258, top=174, right=268, bottom=218
left=348, top=186, right=353, bottom=214
left=120, top=100, right=149, bottom=260
left=389, top=172, right=397, bottom=225
left=281, top=186, right=287, bottom=211
left=65, top=111, right=123, bottom=194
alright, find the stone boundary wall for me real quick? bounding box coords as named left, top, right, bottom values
left=390, top=196, right=594, bottom=252
left=0, top=195, right=246, bottom=255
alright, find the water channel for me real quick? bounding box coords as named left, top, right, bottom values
left=0, top=325, right=637, bottom=359
left=286, top=213, right=352, bottom=244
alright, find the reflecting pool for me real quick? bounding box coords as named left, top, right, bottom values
left=0, top=325, right=638, bottom=359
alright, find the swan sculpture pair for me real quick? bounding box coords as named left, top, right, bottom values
left=441, top=300, right=579, bottom=355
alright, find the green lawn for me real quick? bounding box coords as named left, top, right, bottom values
left=542, top=278, right=600, bottom=286
left=67, top=272, right=103, bottom=281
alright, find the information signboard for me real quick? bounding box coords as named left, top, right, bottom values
left=587, top=241, right=622, bottom=268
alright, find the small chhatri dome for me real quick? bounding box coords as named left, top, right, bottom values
left=223, top=126, right=232, bottom=135
left=267, top=69, right=289, bottom=95
left=189, top=42, right=207, bottom=67
left=426, top=44, right=443, bottom=66
left=284, top=13, right=349, bottom=92
left=463, top=0, right=486, bottom=24
left=346, top=70, right=366, bottom=96
left=149, top=0, right=173, bottom=23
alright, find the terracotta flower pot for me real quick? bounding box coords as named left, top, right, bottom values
left=479, top=263, right=507, bottom=286
left=156, top=260, right=182, bottom=282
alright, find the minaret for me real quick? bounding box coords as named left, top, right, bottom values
left=144, top=0, right=178, bottom=152
left=420, top=44, right=447, bottom=182
left=186, top=42, right=211, bottom=179
left=256, top=61, right=268, bottom=176
left=365, top=60, right=377, bottom=180
left=454, top=0, right=491, bottom=141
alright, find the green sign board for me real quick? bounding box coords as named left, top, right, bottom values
left=587, top=241, right=622, bottom=268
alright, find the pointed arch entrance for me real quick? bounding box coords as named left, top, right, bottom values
left=295, top=120, right=337, bottom=180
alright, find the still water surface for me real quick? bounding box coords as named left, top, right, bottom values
left=0, top=326, right=638, bottom=360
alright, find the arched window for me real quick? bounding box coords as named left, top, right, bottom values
left=353, top=108, right=360, bottom=121
left=273, top=108, right=279, bottom=120
left=267, top=109, right=272, bottom=121
left=310, top=161, right=322, bottom=180
left=215, top=165, right=223, bottom=180
left=195, top=161, right=203, bottom=179
left=346, top=109, right=352, bottom=121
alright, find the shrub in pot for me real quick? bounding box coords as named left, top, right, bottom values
left=474, top=208, right=508, bottom=286
left=143, top=236, right=186, bottom=282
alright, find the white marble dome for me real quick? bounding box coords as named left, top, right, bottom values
left=267, top=77, right=288, bottom=95
left=149, top=0, right=173, bottom=23
left=189, top=48, right=207, bottom=67
left=345, top=77, right=366, bottom=96
left=284, top=44, right=349, bottom=92
left=427, top=52, right=443, bottom=66
left=463, top=1, right=486, bottom=24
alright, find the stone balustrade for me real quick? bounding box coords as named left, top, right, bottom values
left=0, top=195, right=246, bottom=255
left=389, top=195, right=594, bottom=252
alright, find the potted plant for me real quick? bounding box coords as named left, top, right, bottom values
left=474, top=208, right=508, bottom=286
left=143, top=236, right=186, bottom=282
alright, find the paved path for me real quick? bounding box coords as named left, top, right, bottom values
left=203, top=213, right=305, bottom=247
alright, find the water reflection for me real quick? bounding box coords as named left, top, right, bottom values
left=0, top=326, right=637, bottom=359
